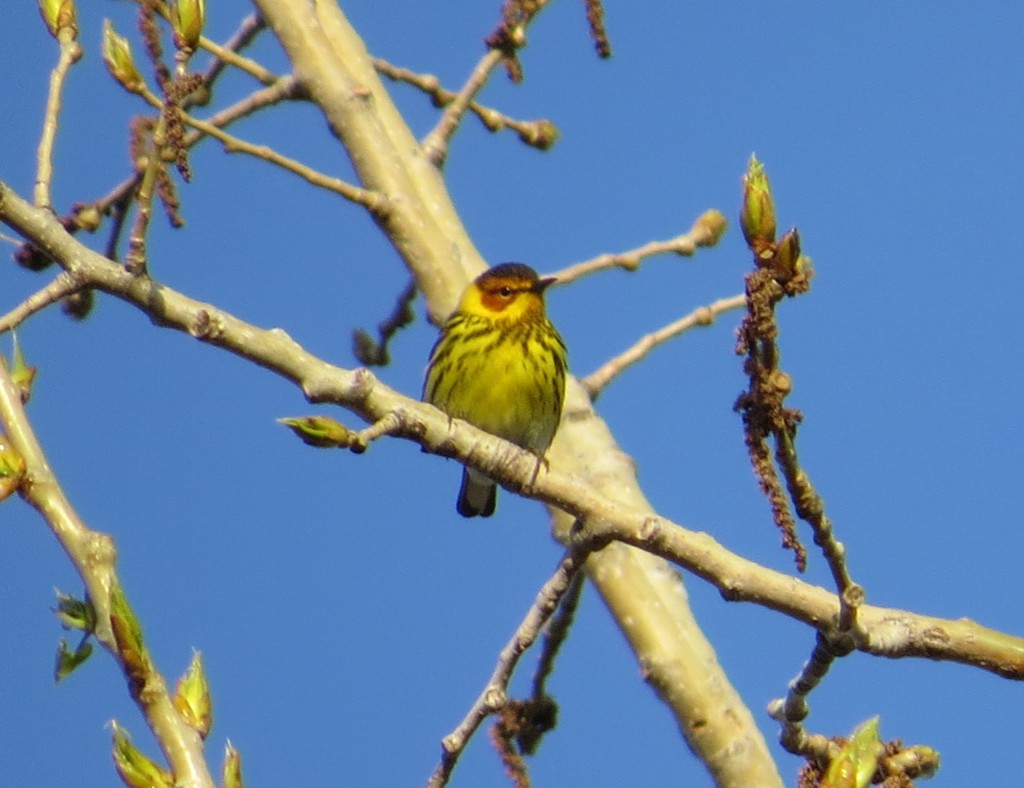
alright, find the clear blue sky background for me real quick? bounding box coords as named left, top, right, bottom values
left=2, top=2, right=1022, bottom=786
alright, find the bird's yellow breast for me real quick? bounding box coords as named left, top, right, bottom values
left=424, top=313, right=566, bottom=452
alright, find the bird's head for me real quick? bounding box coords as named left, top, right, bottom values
left=458, top=262, right=556, bottom=323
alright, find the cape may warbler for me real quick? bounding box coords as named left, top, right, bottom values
left=423, top=263, right=568, bottom=517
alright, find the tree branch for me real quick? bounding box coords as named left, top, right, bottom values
left=373, top=57, right=558, bottom=151
left=428, top=549, right=587, bottom=787
left=137, top=86, right=383, bottom=209
left=4, top=180, right=1021, bottom=683
left=0, top=271, right=83, bottom=333
left=0, top=355, right=215, bottom=788
left=581, top=294, right=746, bottom=400
left=549, top=209, right=727, bottom=285
left=247, top=7, right=782, bottom=782
left=35, top=27, right=82, bottom=210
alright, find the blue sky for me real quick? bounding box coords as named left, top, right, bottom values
left=2, top=2, right=1023, bottom=786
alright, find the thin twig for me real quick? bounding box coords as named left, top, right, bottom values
left=581, top=294, right=745, bottom=400
left=138, top=87, right=386, bottom=212
left=0, top=272, right=83, bottom=334
left=123, top=109, right=168, bottom=275
left=530, top=570, right=584, bottom=702
left=35, top=29, right=83, bottom=210
left=550, top=210, right=727, bottom=286
left=146, top=0, right=277, bottom=86
left=427, top=549, right=587, bottom=788
left=353, top=411, right=403, bottom=448
left=201, top=13, right=268, bottom=88
left=734, top=245, right=861, bottom=624
left=417, top=0, right=556, bottom=164
left=500, top=570, right=586, bottom=756
left=774, top=428, right=863, bottom=630
left=188, top=77, right=302, bottom=143
left=195, top=29, right=277, bottom=86
left=373, top=58, right=557, bottom=151
left=421, top=49, right=505, bottom=167
left=353, top=278, right=417, bottom=366
left=103, top=193, right=133, bottom=261
left=69, top=77, right=299, bottom=249
left=767, top=633, right=938, bottom=782
left=767, top=632, right=853, bottom=760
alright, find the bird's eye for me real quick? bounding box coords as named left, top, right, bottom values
left=499, top=286, right=513, bottom=297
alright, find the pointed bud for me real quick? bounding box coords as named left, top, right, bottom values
left=54, top=590, right=97, bottom=631
left=102, top=20, right=144, bottom=93
left=772, top=227, right=801, bottom=278
left=278, top=415, right=366, bottom=452
left=823, top=717, right=883, bottom=788
left=174, top=650, right=213, bottom=739
left=11, top=333, right=38, bottom=404
left=222, top=741, right=244, bottom=788
left=692, top=209, right=728, bottom=247
left=55, top=637, right=94, bottom=682
left=111, top=722, right=173, bottom=788
left=38, top=0, right=78, bottom=39
left=0, top=435, right=26, bottom=502
left=740, top=154, right=776, bottom=255
left=171, top=0, right=206, bottom=51
left=109, top=582, right=148, bottom=690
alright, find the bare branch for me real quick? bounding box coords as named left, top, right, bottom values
left=581, top=294, right=745, bottom=400
left=199, top=13, right=270, bottom=87
left=373, top=57, right=558, bottom=151
left=549, top=209, right=728, bottom=285
left=0, top=272, right=84, bottom=333
left=35, top=28, right=83, bottom=210
left=420, top=49, right=506, bottom=167
left=137, top=86, right=385, bottom=212
left=352, top=277, right=417, bottom=366
left=428, top=550, right=587, bottom=788
left=3, top=181, right=1022, bottom=684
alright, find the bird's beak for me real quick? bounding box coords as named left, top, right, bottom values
left=537, top=276, right=558, bottom=292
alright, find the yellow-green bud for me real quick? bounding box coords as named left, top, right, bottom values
left=278, top=415, right=364, bottom=452
left=102, top=20, right=144, bottom=93
left=174, top=650, right=213, bottom=739
left=693, top=209, right=728, bottom=247
left=885, top=744, right=940, bottom=778
left=109, top=582, right=148, bottom=688
left=111, top=722, right=173, bottom=788
left=38, top=0, right=78, bottom=39
left=11, top=333, right=38, bottom=404
left=823, top=717, right=882, bottom=788
left=773, top=227, right=801, bottom=278
left=0, top=435, right=26, bottom=502
left=520, top=119, right=560, bottom=151
left=54, top=590, right=97, bottom=631
left=740, top=154, right=777, bottom=254
left=171, top=0, right=206, bottom=51
left=54, top=637, right=94, bottom=682
left=74, top=204, right=102, bottom=232
left=222, top=742, right=244, bottom=788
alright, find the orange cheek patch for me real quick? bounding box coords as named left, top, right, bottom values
left=480, top=290, right=513, bottom=312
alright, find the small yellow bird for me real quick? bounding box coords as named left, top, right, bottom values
left=423, top=263, right=568, bottom=517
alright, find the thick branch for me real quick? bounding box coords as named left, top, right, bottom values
left=4, top=181, right=1021, bottom=682
left=246, top=5, right=784, bottom=783
left=254, top=0, right=486, bottom=320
